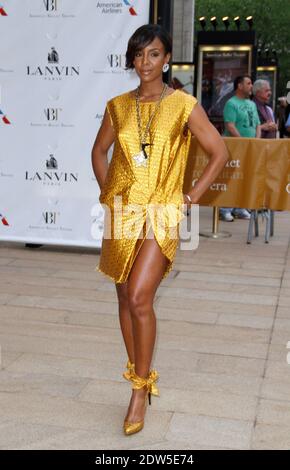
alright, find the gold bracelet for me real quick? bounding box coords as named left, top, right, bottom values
left=184, top=193, right=192, bottom=204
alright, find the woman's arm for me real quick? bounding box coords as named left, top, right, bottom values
left=91, top=109, right=115, bottom=191
left=185, top=103, right=229, bottom=205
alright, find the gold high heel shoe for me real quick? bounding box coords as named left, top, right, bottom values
left=123, top=360, right=135, bottom=381
left=123, top=369, right=159, bottom=436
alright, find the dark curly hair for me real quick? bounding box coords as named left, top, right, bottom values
left=126, top=24, right=172, bottom=70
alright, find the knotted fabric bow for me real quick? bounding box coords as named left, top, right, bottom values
left=130, top=369, right=160, bottom=397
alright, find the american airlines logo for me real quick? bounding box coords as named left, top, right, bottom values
left=0, top=108, right=11, bottom=124
left=0, top=4, right=7, bottom=16
left=0, top=83, right=11, bottom=123
left=96, top=1, right=138, bottom=15
left=0, top=213, right=9, bottom=226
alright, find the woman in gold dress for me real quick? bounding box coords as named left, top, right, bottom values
left=92, top=24, right=228, bottom=436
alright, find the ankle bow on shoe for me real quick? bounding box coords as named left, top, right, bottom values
left=130, top=369, right=160, bottom=398
left=123, top=360, right=135, bottom=381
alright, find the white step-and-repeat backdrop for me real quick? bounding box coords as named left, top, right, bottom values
left=0, top=0, right=150, bottom=247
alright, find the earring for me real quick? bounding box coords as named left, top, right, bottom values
left=162, top=63, right=169, bottom=73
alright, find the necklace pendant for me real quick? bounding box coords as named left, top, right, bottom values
left=133, top=150, right=148, bottom=167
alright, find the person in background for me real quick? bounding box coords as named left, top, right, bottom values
left=252, top=79, right=278, bottom=138
left=277, top=97, right=288, bottom=138
left=277, top=96, right=290, bottom=138
left=220, top=75, right=261, bottom=222
left=285, top=105, right=290, bottom=134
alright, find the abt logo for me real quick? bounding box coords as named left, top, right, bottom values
left=43, top=211, right=59, bottom=224
left=44, top=108, right=62, bottom=121
left=107, top=54, right=126, bottom=69
left=44, top=0, right=58, bottom=11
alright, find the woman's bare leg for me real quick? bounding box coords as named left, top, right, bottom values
left=115, top=281, right=135, bottom=363
left=124, top=234, right=168, bottom=424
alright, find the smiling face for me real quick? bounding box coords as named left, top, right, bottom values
left=133, top=37, right=171, bottom=83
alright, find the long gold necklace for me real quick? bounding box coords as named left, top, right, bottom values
left=132, top=83, right=168, bottom=167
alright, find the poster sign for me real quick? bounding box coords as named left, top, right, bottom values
left=0, top=0, right=150, bottom=248
left=197, top=46, right=252, bottom=132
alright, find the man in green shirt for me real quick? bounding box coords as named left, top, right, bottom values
left=220, top=75, right=261, bottom=221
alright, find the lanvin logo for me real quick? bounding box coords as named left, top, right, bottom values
left=27, top=48, right=80, bottom=80
left=48, top=47, right=59, bottom=64
left=46, top=154, right=58, bottom=169
left=25, top=156, right=78, bottom=186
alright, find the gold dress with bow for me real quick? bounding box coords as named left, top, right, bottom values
left=97, top=89, right=197, bottom=283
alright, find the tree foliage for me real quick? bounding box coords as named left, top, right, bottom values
left=195, top=0, right=290, bottom=97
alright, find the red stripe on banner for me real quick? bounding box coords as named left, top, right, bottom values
left=129, top=7, right=137, bottom=16
left=0, top=7, right=8, bottom=16
left=2, top=115, right=11, bottom=124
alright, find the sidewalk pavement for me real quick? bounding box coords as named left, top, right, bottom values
left=0, top=207, right=290, bottom=450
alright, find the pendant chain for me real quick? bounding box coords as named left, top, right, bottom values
left=135, top=83, right=168, bottom=151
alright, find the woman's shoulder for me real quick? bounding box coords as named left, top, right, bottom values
left=170, top=90, right=198, bottom=118
left=107, top=91, right=133, bottom=108
left=173, top=89, right=198, bottom=105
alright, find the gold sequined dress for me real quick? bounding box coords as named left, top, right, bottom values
left=98, top=89, right=197, bottom=283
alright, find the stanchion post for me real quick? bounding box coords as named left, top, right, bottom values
left=212, top=206, right=219, bottom=236
left=200, top=206, right=232, bottom=239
